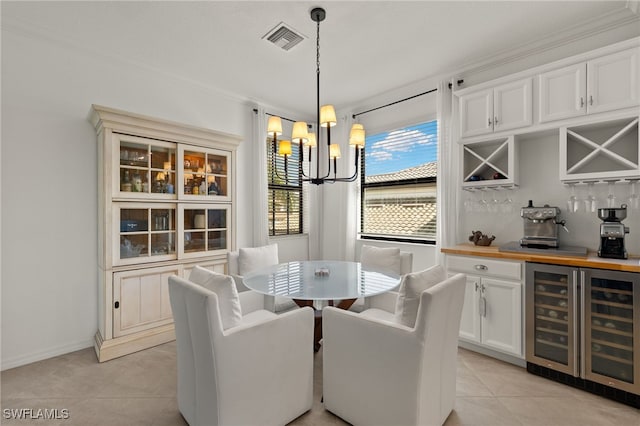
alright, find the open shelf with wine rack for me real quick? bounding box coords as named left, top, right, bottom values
left=462, top=136, right=518, bottom=189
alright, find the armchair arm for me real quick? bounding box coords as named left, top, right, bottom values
left=322, top=307, right=421, bottom=425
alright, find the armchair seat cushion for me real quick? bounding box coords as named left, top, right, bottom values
left=238, top=309, right=277, bottom=327
left=359, top=308, right=397, bottom=324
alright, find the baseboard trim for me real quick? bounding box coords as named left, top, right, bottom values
left=458, top=340, right=526, bottom=368
left=1, top=338, right=94, bottom=371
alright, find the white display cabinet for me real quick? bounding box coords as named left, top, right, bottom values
left=90, top=105, right=241, bottom=362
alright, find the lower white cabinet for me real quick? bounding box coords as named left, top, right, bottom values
left=447, top=255, right=524, bottom=358
left=113, top=265, right=177, bottom=338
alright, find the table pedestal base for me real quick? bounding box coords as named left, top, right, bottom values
left=294, top=298, right=356, bottom=352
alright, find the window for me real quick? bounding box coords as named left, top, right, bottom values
left=267, top=137, right=303, bottom=236
left=360, top=120, right=437, bottom=242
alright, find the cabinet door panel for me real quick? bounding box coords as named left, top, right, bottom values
left=588, top=48, right=640, bottom=114
left=481, top=278, right=522, bottom=356
left=113, top=266, right=178, bottom=337
left=493, top=78, right=532, bottom=132
left=459, top=275, right=481, bottom=343
left=460, top=89, right=493, bottom=138
left=539, top=63, right=586, bottom=123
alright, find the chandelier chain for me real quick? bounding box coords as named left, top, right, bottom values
left=316, top=20, right=320, bottom=75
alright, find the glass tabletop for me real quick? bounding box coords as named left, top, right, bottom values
left=243, top=260, right=401, bottom=300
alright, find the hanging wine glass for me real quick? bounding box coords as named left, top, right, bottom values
left=476, top=188, right=488, bottom=213
left=627, top=179, right=639, bottom=211
left=584, top=182, right=598, bottom=213
left=566, top=183, right=579, bottom=213
left=488, top=187, right=500, bottom=213
left=606, top=180, right=617, bottom=208
left=464, top=189, right=475, bottom=213
left=501, top=186, right=513, bottom=215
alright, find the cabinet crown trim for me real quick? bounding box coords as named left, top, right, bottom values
left=89, top=104, right=242, bottom=149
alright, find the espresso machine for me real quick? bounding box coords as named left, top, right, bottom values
left=597, top=204, right=629, bottom=259
left=520, top=200, right=567, bottom=248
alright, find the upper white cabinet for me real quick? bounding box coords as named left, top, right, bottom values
left=460, top=78, right=533, bottom=138
left=539, top=48, right=639, bottom=123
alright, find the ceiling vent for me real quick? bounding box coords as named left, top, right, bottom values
left=263, top=22, right=305, bottom=51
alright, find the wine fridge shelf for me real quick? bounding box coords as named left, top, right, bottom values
left=536, top=315, right=567, bottom=325
left=535, top=303, right=568, bottom=312
left=536, top=291, right=568, bottom=299
left=592, top=286, right=633, bottom=296
left=593, top=299, right=634, bottom=310
left=592, top=312, right=633, bottom=324
left=535, top=279, right=568, bottom=287
left=592, top=325, right=633, bottom=337
left=536, top=338, right=567, bottom=350
left=592, top=338, right=633, bottom=352
left=537, top=327, right=568, bottom=336
left=592, top=352, right=634, bottom=366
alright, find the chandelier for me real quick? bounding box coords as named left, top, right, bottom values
left=267, top=7, right=365, bottom=185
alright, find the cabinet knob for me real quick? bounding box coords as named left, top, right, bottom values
left=488, top=118, right=492, bottom=126
left=494, top=116, right=498, bottom=125
left=580, top=97, right=584, bottom=108
left=475, top=264, right=488, bottom=271
left=114, top=301, right=120, bottom=309
left=589, top=95, right=593, bottom=106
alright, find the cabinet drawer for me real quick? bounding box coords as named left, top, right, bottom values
left=447, top=255, right=522, bottom=280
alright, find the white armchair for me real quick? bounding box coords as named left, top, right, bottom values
left=322, top=271, right=466, bottom=426
left=168, top=274, right=314, bottom=426
left=227, top=245, right=298, bottom=313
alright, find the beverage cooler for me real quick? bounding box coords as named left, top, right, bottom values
left=526, top=263, right=640, bottom=403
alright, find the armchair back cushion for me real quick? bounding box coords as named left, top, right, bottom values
left=238, top=244, right=279, bottom=275
left=394, top=264, right=446, bottom=327
left=189, top=266, right=242, bottom=330
left=360, top=245, right=401, bottom=275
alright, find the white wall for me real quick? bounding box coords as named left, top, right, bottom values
left=0, top=26, right=257, bottom=370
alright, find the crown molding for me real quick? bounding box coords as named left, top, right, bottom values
left=450, top=6, right=639, bottom=80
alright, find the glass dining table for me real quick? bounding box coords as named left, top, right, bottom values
left=243, top=260, right=401, bottom=351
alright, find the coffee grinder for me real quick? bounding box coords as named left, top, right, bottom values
left=597, top=204, right=630, bottom=259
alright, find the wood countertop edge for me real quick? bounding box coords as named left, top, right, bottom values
left=441, top=245, right=640, bottom=273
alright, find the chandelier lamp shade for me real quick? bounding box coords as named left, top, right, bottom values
left=267, top=7, right=365, bottom=185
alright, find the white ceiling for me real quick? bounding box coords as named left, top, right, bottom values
left=3, top=1, right=638, bottom=117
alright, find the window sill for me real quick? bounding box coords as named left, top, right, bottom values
left=359, top=234, right=436, bottom=245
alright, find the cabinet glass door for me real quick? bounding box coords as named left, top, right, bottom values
left=115, top=134, right=176, bottom=199
left=115, top=203, right=177, bottom=265
left=178, top=145, right=230, bottom=201
left=526, top=263, right=577, bottom=375
left=179, top=204, right=230, bottom=258
left=584, top=269, right=639, bottom=394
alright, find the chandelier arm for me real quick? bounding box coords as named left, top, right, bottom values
left=299, top=141, right=310, bottom=179
left=271, top=133, right=289, bottom=182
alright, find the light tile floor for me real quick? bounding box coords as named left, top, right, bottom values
left=2, top=342, right=638, bottom=425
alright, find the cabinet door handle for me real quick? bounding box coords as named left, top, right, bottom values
left=475, top=264, right=488, bottom=271
left=475, top=282, right=479, bottom=292
left=479, top=296, right=487, bottom=317
left=494, top=116, right=498, bottom=125
left=580, top=97, right=584, bottom=108
left=488, top=118, right=492, bottom=126
left=589, top=95, right=593, bottom=106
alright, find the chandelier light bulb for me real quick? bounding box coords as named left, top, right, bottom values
left=305, top=132, right=317, bottom=147
left=278, top=140, right=292, bottom=156
left=349, top=124, right=366, bottom=148
left=320, top=105, right=337, bottom=128
left=292, top=121, right=309, bottom=143
left=267, top=116, right=283, bottom=136
left=329, top=143, right=341, bottom=159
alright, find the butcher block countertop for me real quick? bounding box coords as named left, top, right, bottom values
left=442, top=244, right=640, bottom=273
